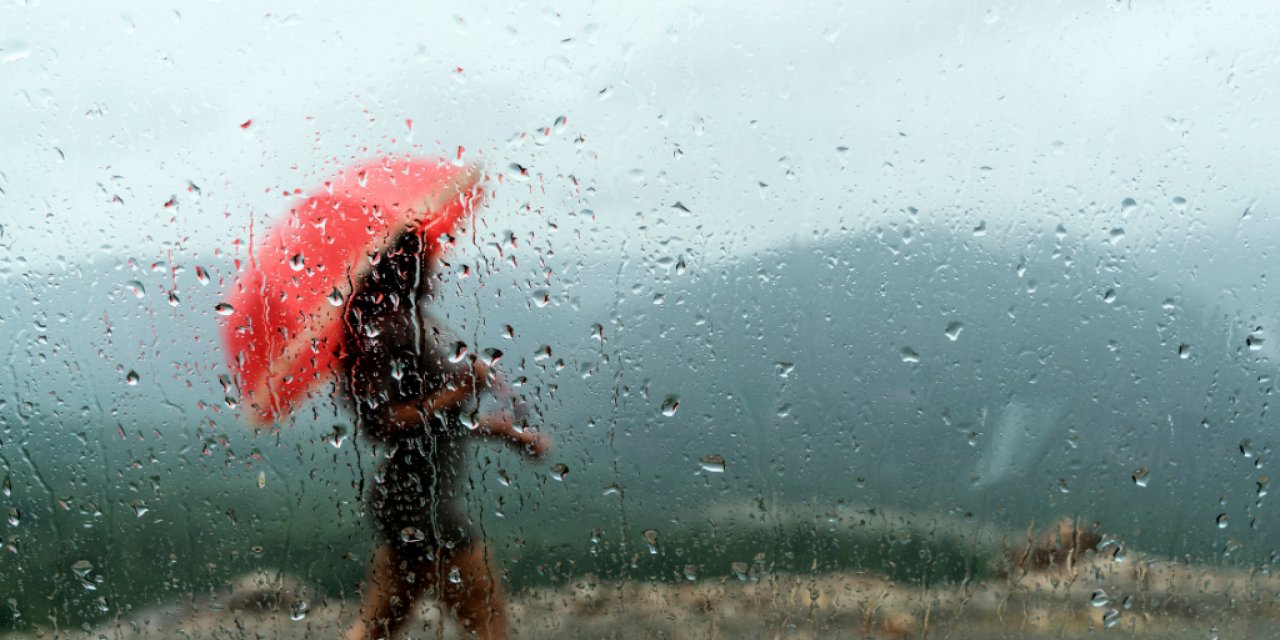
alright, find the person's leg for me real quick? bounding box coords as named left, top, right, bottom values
left=437, top=542, right=509, bottom=639
left=344, top=543, right=431, bottom=640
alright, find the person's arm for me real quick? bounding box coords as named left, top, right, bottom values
left=471, top=410, right=551, bottom=460
left=371, top=357, right=521, bottom=432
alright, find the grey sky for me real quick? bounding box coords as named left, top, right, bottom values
left=2, top=0, right=1277, bottom=303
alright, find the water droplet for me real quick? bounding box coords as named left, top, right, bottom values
left=642, top=529, right=660, bottom=554
left=289, top=600, right=308, bottom=621
left=448, top=567, right=462, bottom=584
left=683, top=564, right=698, bottom=581
left=661, top=396, right=680, bottom=417
left=1102, top=288, right=1117, bottom=304
left=1132, top=468, right=1150, bottom=487
left=1109, top=228, right=1126, bottom=244
left=399, top=527, right=424, bottom=544
left=972, top=221, right=987, bottom=236
left=327, top=288, right=345, bottom=307
left=1090, top=589, right=1110, bottom=607
left=1102, top=608, right=1121, bottom=628
left=1122, top=595, right=1133, bottom=610
left=214, top=302, right=234, bottom=316
left=1178, top=343, right=1191, bottom=359
left=507, top=162, right=530, bottom=182
left=590, top=528, right=603, bottom=544
left=125, top=280, right=146, bottom=298
left=1, top=40, right=31, bottom=63
left=699, top=455, right=726, bottom=474
left=194, top=266, right=210, bottom=285
left=944, top=322, right=964, bottom=341
left=1247, top=329, right=1265, bottom=351
left=1258, top=476, right=1269, bottom=498
left=289, top=253, right=305, bottom=271
left=257, top=471, right=266, bottom=489
left=627, top=168, right=646, bottom=183
left=601, top=483, right=622, bottom=497
left=731, top=561, right=750, bottom=581
left=71, top=560, right=94, bottom=579
left=7, top=506, right=20, bottom=526
left=553, top=115, right=568, bottom=133
left=900, top=347, right=920, bottom=363
left=1216, top=513, right=1229, bottom=529
left=1120, top=197, right=1137, bottom=215
left=1241, top=439, right=1256, bottom=458
left=328, top=424, right=348, bottom=449
left=449, top=342, right=468, bottom=363
left=550, top=463, right=569, bottom=481
left=125, top=370, right=139, bottom=386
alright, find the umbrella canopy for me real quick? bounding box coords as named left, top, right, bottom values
left=220, top=156, right=485, bottom=427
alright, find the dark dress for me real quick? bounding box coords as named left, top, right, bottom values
left=341, top=235, right=475, bottom=553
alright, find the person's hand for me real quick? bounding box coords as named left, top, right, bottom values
left=521, top=430, right=552, bottom=461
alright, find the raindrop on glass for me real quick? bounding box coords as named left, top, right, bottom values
left=1247, top=329, right=1265, bottom=351
left=1090, top=589, right=1110, bottom=607
left=1102, top=609, right=1121, bottom=628
left=699, top=455, right=726, bottom=474
left=661, top=396, right=680, bottom=417
left=1120, top=197, right=1137, bottom=215
left=944, top=321, right=964, bottom=341
left=214, top=302, right=234, bottom=316
left=450, top=342, right=469, bottom=363
left=643, top=529, right=660, bottom=554
left=125, top=370, right=140, bottom=386
left=327, top=288, right=345, bottom=307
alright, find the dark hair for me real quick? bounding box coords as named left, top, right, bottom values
left=347, top=230, right=435, bottom=322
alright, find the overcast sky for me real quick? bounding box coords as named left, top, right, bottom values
left=2, top=0, right=1277, bottom=313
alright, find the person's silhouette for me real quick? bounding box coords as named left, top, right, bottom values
left=341, top=230, right=549, bottom=640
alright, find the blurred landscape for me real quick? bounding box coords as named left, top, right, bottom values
left=3, top=0, right=1280, bottom=636
left=3, top=227, right=1277, bottom=634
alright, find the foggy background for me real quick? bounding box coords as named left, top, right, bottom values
left=2, top=0, right=1279, bottom=632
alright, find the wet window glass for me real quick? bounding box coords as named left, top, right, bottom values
left=3, top=2, right=1278, bottom=638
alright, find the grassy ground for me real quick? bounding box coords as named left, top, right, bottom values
left=5, top=551, right=1279, bottom=639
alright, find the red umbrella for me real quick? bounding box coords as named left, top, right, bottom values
left=220, top=155, right=485, bottom=427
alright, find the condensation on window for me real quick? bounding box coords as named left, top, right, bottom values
left=2, top=1, right=1278, bottom=638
